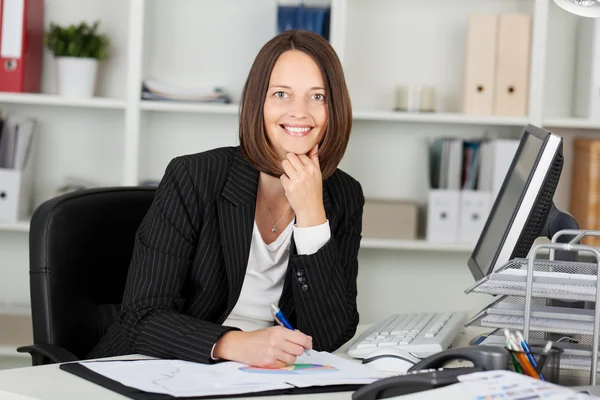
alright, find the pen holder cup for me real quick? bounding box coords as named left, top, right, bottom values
left=506, top=346, right=563, bottom=384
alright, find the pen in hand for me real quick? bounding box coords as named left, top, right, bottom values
left=270, top=303, right=310, bottom=356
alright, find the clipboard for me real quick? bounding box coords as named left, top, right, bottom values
left=59, top=361, right=364, bottom=399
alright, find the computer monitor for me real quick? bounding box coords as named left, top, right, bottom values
left=467, top=124, right=579, bottom=282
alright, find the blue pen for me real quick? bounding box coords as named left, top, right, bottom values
left=271, top=303, right=310, bottom=356
left=516, top=331, right=544, bottom=381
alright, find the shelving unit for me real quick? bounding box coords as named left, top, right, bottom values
left=1, top=0, right=599, bottom=338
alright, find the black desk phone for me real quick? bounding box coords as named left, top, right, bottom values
left=352, top=346, right=509, bottom=400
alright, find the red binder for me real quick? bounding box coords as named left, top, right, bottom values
left=0, top=0, right=44, bottom=93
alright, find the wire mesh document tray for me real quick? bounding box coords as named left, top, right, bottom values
left=463, top=229, right=600, bottom=385
left=465, top=257, right=598, bottom=302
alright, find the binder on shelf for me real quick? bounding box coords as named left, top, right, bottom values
left=0, top=0, right=44, bottom=93
left=427, top=137, right=517, bottom=244
left=477, top=139, right=519, bottom=201
left=426, top=189, right=461, bottom=243
left=458, top=189, right=492, bottom=244
left=0, top=116, right=36, bottom=222
left=276, top=3, right=330, bottom=40
left=426, top=138, right=463, bottom=243
left=573, top=18, right=600, bottom=120
left=462, top=14, right=499, bottom=116
left=569, top=138, right=600, bottom=246
left=493, top=14, right=532, bottom=117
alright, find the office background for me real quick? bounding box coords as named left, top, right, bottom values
left=0, top=0, right=599, bottom=369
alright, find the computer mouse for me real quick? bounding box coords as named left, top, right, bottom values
left=361, top=347, right=421, bottom=373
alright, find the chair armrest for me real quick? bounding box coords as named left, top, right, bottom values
left=17, top=344, right=79, bottom=365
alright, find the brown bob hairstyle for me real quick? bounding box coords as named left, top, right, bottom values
left=239, top=29, right=352, bottom=180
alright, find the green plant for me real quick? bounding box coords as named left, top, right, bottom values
left=44, top=21, right=110, bottom=60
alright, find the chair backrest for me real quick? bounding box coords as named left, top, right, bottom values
left=28, top=186, right=156, bottom=360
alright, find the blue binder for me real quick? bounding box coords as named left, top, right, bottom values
left=277, top=4, right=330, bottom=41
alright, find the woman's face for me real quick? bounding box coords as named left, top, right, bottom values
left=263, top=50, right=327, bottom=161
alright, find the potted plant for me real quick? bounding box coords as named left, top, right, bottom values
left=44, top=21, right=110, bottom=98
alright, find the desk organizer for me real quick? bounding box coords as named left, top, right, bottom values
left=464, top=229, right=600, bottom=385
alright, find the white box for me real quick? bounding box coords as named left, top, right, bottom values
left=458, top=190, right=492, bottom=244
left=426, top=189, right=460, bottom=243
left=362, top=199, right=418, bottom=240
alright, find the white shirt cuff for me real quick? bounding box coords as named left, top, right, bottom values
left=211, top=343, right=219, bottom=361
left=293, top=219, right=331, bottom=255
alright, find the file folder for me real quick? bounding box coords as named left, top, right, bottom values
left=426, top=189, right=460, bottom=244
left=493, top=14, right=531, bottom=116
left=458, top=190, right=492, bottom=245
left=573, top=17, right=600, bottom=120
left=0, top=0, right=44, bottom=93
left=462, top=14, right=499, bottom=116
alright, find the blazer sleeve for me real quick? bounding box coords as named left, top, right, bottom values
left=288, top=180, right=364, bottom=352
left=118, top=157, right=238, bottom=364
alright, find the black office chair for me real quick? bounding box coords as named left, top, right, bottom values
left=17, top=186, right=156, bottom=366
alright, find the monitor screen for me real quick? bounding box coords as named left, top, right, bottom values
left=467, top=125, right=562, bottom=282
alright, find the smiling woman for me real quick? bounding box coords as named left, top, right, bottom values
left=263, top=50, right=328, bottom=160
left=87, top=29, right=364, bottom=371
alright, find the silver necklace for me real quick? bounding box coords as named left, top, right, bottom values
left=261, top=191, right=291, bottom=234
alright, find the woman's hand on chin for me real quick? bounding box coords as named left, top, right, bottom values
left=280, top=144, right=326, bottom=227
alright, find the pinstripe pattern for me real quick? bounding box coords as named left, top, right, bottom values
left=87, top=146, right=364, bottom=364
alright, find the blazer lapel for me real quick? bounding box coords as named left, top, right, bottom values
left=217, top=150, right=259, bottom=315
left=279, top=184, right=334, bottom=322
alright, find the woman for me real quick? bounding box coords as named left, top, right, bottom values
left=88, top=29, right=364, bottom=368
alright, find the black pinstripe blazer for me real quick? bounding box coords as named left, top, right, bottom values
left=88, top=146, right=364, bottom=364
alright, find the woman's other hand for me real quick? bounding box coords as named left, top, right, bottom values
left=280, top=144, right=326, bottom=227
left=213, top=326, right=312, bottom=368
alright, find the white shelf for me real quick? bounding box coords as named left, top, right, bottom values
left=0, top=93, right=125, bottom=109
left=0, top=221, right=30, bottom=233
left=139, top=103, right=530, bottom=127
left=352, top=110, right=530, bottom=126
left=543, top=118, right=600, bottom=130
left=140, top=101, right=239, bottom=114
left=360, top=237, right=473, bottom=252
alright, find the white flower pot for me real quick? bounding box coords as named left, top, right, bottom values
left=56, top=57, right=99, bottom=99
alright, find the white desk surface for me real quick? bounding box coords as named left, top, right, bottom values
left=0, top=324, right=527, bottom=400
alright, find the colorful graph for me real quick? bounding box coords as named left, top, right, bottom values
left=239, top=364, right=338, bottom=375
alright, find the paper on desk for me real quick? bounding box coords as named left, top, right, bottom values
left=0, top=390, right=41, bottom=400
left=82, top=350, right=392, bottom=398
left=457, top=370, right=599, bottom=399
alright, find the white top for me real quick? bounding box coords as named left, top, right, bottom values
left=222, top=219, right=331, bottom=332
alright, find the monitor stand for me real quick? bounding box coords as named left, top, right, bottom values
left=540, top=203, right=579, bottom=262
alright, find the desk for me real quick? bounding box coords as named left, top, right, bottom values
left=0, top=325, right=596, bottom=400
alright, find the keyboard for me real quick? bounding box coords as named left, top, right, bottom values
left=347, top=311, right=468, bottom=359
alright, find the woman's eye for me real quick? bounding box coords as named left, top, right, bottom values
left=313, top=93, right=325, bottom=101
left=274, top=91, right=287, bottom=99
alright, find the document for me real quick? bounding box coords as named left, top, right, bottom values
left=81, top=350, right=392, bottom=398
left=457, top=370, right=598, bottom=399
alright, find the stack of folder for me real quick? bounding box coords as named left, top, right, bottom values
left=462, top=13, right=532, bottom=117
left=277, top=3, right=331, bottom=40
left=426, top=137, right=518, bottom=245
left=0, top=115, right=37, bottom=222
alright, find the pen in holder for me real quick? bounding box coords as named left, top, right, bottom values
left=506, top=345, right=563, bottom=384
